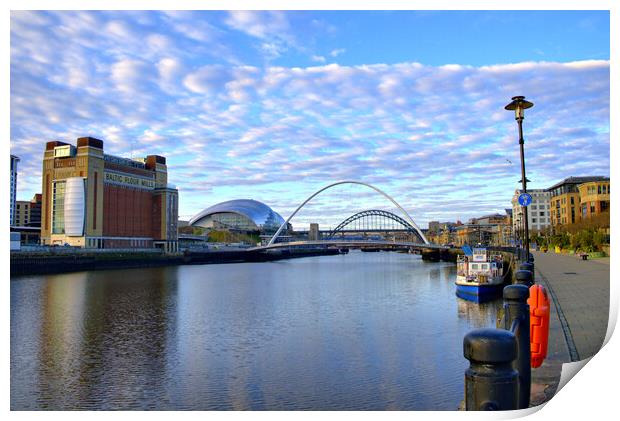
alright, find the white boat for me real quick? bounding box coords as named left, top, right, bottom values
left=455, top=247, right=505, bottom=302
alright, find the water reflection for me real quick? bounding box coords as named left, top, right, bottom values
left=456, top=297, right=503, bottom=329
left=12, top=268, right=179, bottom=409
left=12, top=252, right=503, bottom=410
left=37, top=272, right=88, bottom=409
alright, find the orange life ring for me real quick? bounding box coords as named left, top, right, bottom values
left=528, top=284, right=550, bottom=368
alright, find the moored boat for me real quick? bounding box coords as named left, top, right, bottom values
left=455, top=247, right=505, bottom=303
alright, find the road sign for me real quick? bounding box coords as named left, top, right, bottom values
left=518, top=193, right=532, bottom=206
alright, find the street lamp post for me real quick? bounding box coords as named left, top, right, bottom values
left=505, top=96, right=534, bottom=261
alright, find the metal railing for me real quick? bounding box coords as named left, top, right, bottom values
left=463, top=263, right=535, bottom=410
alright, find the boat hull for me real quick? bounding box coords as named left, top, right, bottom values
left=455, top=282, right=503, bottom=303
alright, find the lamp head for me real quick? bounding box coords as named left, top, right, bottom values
left=505, top=96, right=534, bottom=120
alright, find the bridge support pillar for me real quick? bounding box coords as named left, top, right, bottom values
left=421, top=249, right=441, bottom=262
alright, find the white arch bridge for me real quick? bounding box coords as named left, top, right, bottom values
left=252, top=181, right=448, bottom=252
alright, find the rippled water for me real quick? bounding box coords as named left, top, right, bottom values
left=11, top=251, right=502, bottom=410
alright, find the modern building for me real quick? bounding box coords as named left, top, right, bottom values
left=511, top=189, right=551, bottom=234
left=41, top=137, right=179, bottom=251
left=577, top=179, right=610, bottom=220
left=547, top=176, right=609, bottom=227
left=10, top=155, right=19, bottom=225
left=14, top=193, right=42, bottom=227
left=11, top=226, right=41, bottom=245
left=14, top=200, right=30, bottom=227
left=188, top=199, right=286, bottom=234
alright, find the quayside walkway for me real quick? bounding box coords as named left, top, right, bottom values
left=529, top=250, right=610, bottom=405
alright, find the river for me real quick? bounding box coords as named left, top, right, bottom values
left=10, top=250, right=502, bottom=410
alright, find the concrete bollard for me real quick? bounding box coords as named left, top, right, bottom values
left=463, top=328, right=519, bottom=410
left=515, top=269, right=533, bottom=287
left=519, top=262, right=535, bottom=283
left=503, top=285, right=531, bottom=409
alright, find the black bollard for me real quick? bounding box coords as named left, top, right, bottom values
left=515, top=269, right=533, bottom=287
left=463, top=328, right=519, bottom=410
left=520, top=262, right=535, bottom=283
left=503, top=285, right=531, bottom=409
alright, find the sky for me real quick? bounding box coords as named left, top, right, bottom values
left=9, top=10, right=610, bottom=230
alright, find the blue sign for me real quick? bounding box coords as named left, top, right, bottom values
left=518, top=193, right=532, bottom=206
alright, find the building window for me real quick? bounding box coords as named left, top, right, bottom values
left=570, top=197, right=574, bottom=205
left=539, top=211, right=545, bottom=217
left=52, top=181, right=66, bottom=234
left=532, top=218, right=537, bottom=223
left=582, top=203, right=588, bottom=219
left=601, top=201, right=609, bottom=212
left=590, top=203, right=596, bottom=214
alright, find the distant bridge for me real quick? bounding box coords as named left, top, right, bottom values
left=251, top=240, right=447, bottom=252
left=268, top=181, right=429, bottom=246
left=325, top=209, right=424, bottom=241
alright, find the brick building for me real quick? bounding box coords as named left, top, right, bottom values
left=40, top=137, right=178, bottom=251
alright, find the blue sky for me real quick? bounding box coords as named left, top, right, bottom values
left=10, top=10, right=610, bottom=229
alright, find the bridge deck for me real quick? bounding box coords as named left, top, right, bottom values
left=251, top=240, right=447, bottom=251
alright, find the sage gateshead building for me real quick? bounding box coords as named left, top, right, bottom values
left=41, top=137, right=179, bottom=251
left=188, top=199, right=287, bottom=234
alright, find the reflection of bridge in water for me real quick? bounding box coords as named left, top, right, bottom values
left=255, top=181, right=448, bottom=253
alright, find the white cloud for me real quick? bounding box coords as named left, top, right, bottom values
left=147, top=34, right=172, bottom=52
left=225, top=11, right=290, bottom=40
left=183, top=65, right=232, bottom=95
left=110, top=58, right=152, bottom=94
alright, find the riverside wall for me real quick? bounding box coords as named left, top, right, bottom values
left=10, top=248, right=341, bottom=276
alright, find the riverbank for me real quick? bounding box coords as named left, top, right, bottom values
left=10, top=247, right=341, bottom=276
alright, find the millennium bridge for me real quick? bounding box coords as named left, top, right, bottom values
left=250, top=181, right=448, bottom=253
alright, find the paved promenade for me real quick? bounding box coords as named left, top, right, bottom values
left=529, top=250, right=610, bottom=405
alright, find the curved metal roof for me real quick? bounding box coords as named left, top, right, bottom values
left=188, top=199, right=286, bottom=231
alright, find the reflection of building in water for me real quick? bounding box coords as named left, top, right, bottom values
left=33, top=268, right=178, bottom=409
left=456, top=298, right=503, bottom=329
left=81, top=267, right=177, bottom=407
left=37, top=272, right=88, bottom=407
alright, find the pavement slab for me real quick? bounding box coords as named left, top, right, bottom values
left=528, top=250, right=610, bottom=406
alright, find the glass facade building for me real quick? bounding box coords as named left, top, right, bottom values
left=10, top=155, right=19, bottom=225
left=51, top=181, right=66, bottom=234
left=189, top=199, right=286, bottom=234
